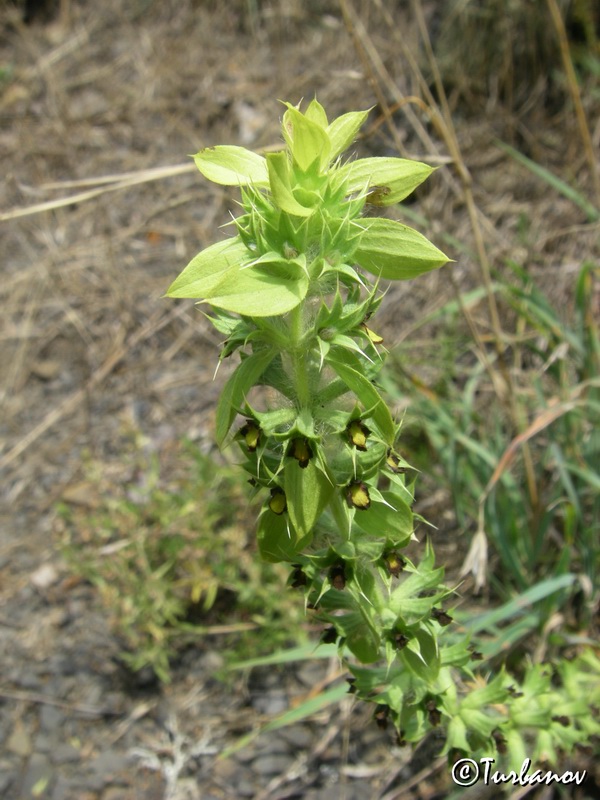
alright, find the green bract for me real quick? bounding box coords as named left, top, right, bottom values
left=167, top=98, right=449, bottom=314
left=166, top=100, right=600, bottom=768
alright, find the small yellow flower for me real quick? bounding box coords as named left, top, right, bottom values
left=347, top=419, right=370, bottom=451
left=287, top=437, right=313, bottom=468
left=346, top=481, right=371, bottom=510
left=268, top=487, right=287, bottom=515
left=239, top=419, right=261, bottom=452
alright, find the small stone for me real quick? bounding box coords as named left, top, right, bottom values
left=40, top=705, right=64, bottom=732
left=212, top=757, right=238, bottom=780
left=6, top=720, right=32, bottom=757
left=197, top=650, right=224, bottom=672
left=101, top=788, right=128, bottom=800
left=251, top=690, right=287, bottom=716
left=253, top=753, right=294, bottom=776
left=30, top=563, right=60, bottom=589
left=14, top=671, right=43, bottom=691
left=280, top=725, right=314, bottom=750
left=51, top=776, right=82, bottom=800
left=0, top=764, right=16, bottom=795
left=51, top=742, right=80, bottom=764
left=254, top=737, right=290, bottom=756
left=237, top=779, right=256, bottom=797
left=34, top=733, right=53, bottom=753
left=89, top=749, right=129, bottom=777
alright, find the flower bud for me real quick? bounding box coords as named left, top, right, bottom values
left=347, top=419, right=370, bottom=451
left=346, top=481, right=371, bottom=510
left=239, top=419, right=261, bottom=452
left=268, top=487, right=287, bottom=515
left=287, top=437, right=313, bottom=468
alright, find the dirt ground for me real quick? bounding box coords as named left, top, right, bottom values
left=1, top=1, right=599, bottom=799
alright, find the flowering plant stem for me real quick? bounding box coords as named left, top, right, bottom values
left=167, top=100, right=600, bottom=767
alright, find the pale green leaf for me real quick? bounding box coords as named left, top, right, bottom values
left=335, top=157, right=434, bottom=204
left=282, top=104, right=331, bottom=171
left=194, top=145, right=269, bottom=186
left=353, top=217, right=450, bottom=280
left=215, top=348, right=277, bottom=446
left=320, top=591, right=381, bottom=663
left=325, top=347, right=396, bottom=444
left=327, top=109, right=370, bottom=160
left=352, top=490, right=413, bottom=544
left=304, top=98, right=328, bottom=128
left=267, top=151, right=314, bottom=216
left=257, top=508, right=311, bottom=563
left=203, top=263, right=308, bottom=317
left=284, top=460, right=334, bottom=539
left=166, top=237, right=250, bottom=298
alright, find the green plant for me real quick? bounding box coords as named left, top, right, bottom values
left=166, top=100, right=600, bottom=768
left=59, top=440, right=307, bottom=681
left=388, top=260, right=600, bottom=617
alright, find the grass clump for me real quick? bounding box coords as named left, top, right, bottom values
left=58, top=440, right=308, bottom=682
left=429, top=0, right=599, bottom=112
left=389, top=260, right=600, bottom=630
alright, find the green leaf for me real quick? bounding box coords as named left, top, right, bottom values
left=321, top=594, right=381, bottom=663
left=352, top=490, right=413, bottom=544
left=388, top=565, right=446, bottom=619
left=166, top=237, right=250, bottom=298
left=215, top=348, right=277, bottom=446
left=335, top=157, right=434, bottom=204
left=304, top=98, right=329, bottom=128
left=201, top=260, right=309, bottom=317
left=343, top=614, right=381, bottom=663
left=267, top=152, right=314, bottom=216
left=257, top=508, right=311, bottom=563
left=326, top=347, right=396, bottom=444
left=284, top=460, right=334, bottom=539
left=400, top=637, right=439, bottom=682
left=281, top=104, right=331, bottom=171
left=353, top=218, right=450, bottom=280
left=327, top=110, right=370, bottom=161
left=444, top=716, right=472, bottom=754
left=194, top=145, right=269, bottom=186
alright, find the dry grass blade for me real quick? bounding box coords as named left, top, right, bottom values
left=0, top=163, right=196, bottom=222
left=482, top=381, right=598, bottom=501
left=546, top=0, right=600, bottom=206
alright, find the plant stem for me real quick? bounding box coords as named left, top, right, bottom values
left=329, top=490, right=351, bottom=541
left=289, top=301, right=312, bottom=409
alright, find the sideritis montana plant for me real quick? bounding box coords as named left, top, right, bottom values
left=167, top=100, right=600, bottom=769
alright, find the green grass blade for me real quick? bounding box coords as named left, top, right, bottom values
left=496, top=141, right=600, bottom=222
left=219, top=682, right=348, bottom=758
left=460, top=573, right=577, bottom=633
left=228, top=642, right=338, bottom=670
